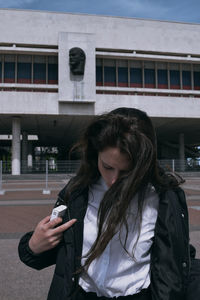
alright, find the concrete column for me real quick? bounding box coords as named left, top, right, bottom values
left=27, top=141, right=33, bottom=169
left=179, top=133, right=185, bottom=172
left=22, top=132, right=28, bottom=173
left=12, top=117, right=21, bottom=175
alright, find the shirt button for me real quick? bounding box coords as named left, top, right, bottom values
left=182, top=262, right=187, bottom=268
left=181, top=213, right=185, bottom=218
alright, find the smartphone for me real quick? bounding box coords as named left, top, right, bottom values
left=50, top=205, right=67, bottom=221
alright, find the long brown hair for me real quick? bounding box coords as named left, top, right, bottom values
left=66, top=107, right=180, bottom=269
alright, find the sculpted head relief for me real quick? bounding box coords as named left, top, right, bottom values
left=69, top=47, right=86, bottom=76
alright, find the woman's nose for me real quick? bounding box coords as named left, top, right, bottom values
left=111, top=178, right=116, bottom=185
left=110, top=172, right=119, bottom=185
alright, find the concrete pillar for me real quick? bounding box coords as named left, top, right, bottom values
left=179, top=133, right=185, bottom=172
left=22, top=131, right=28, bottom=173
left=12, top=117, right=21, bottom=175
left=27, top=141, right=33, bottom=169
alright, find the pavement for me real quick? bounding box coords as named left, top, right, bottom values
left=0, top=174, right=200, bottom=300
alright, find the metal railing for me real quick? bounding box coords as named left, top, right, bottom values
left=1, top=159, right=200, bottom=175
left=159, top=159, right=200, bottom=173
left=1, top=160, right=80, bottom=174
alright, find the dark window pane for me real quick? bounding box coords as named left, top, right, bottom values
left=182, top=71, right=191, bottom=89
left=17, top=63, right=31, bottom=83
left=118, top=67, right=128, bottom=87
left=158, top=69, right=168, bottom=88
left=130, top=68, right=142, bottom=87
left=144, top=69, right=155, bottom=88
left=170, top=70, right=180, bottom=89
left=48, top=64, right=58, bottom=84
left=0, top=62, right=2, bottom=83
left=96, top=66, right=103, bottom=86
left=194, top=71, right=200, bottom=90
left=33, top=63, right=46, bottom=84
left=4, top=62, right=15, bottom=83
left=104, top=66, right=116, bottom=86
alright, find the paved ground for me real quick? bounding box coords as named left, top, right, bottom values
left=0, top=174, right=200, bottom=300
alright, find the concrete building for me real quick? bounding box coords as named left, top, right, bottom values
left=0, top=8, right=200, bottom=174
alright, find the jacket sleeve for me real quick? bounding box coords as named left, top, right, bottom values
left=18, top=184, right=70, bottom=270
left=18, top=231, right=61, bottom=270
left=151, top=188, right=190, bottom=300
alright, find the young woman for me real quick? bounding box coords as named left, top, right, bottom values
left=18, top=107, right=190, bottom=300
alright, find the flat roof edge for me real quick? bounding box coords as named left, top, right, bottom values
left=1, top=8, right=200, bottom=27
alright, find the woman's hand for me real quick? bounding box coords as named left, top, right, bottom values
left=28, top=216, right=77, bottom=254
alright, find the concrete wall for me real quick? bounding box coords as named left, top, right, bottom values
left=95, top=94, right=200, bottom=118
left=0, top=92, right=58, bottom=114
left=1, top=86, right=200, bottom=119
left=1, top=9, right=200, bottom=55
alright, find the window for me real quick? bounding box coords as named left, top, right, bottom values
left=33, top=55, right=46, bottom=84
left=48, top=56, right=58, bottom=84
left=0, top=53, right=58, bottom=90
left=0, top=55, right=2, bottom=83
left=182, top=64, right=191, bottom=90
left=144, top=61, right=155, bottom=88
left=170, top=63, right=180, bottom=89
left=104, top=59, right=116, bottom=86
left=4, top=55, right=15, bottom=83
left=194, top=64, right=200, bottom=90
left=157, top=62, right=168, bottom=89
left=95, top=57, right=200, bottom=94
left=118, top=60, right=128, bottom=87
left=96, top=58, right=103, bottom=86
left=17, top=55, right=32, bottom=83
left=130, top=61, right=142, bottom=87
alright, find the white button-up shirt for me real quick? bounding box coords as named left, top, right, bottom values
left=79, top=177, right=159, bottom=298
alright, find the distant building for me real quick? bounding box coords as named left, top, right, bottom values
left=0, top=8, right=200, bottom=174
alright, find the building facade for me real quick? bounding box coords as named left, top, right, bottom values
left=1, top=9, right=200, bottom=174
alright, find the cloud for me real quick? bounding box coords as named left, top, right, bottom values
left=105, top=0, right=200, bottom=23
left=105, top=0, right=167, bottom=17
left=0, top=0, right=200, bottom=23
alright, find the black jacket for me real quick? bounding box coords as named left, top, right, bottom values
left=18, top=185, right=190, bottom=300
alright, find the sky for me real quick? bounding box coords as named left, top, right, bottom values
left=0, top=0, right=200, bottom=24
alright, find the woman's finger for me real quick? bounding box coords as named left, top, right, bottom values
left=53, top=219, right=77, bottom=234
left=47, top=217, right=63, bottom=229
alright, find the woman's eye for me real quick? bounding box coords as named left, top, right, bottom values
left=103, top=164, right=113, bottom=170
